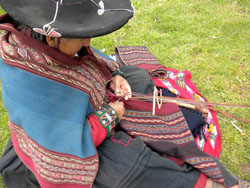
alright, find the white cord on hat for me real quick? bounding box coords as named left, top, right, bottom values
left=90, top=0, right=134, bottom=16
left=34, top=0, right=134, bottom=36
left=33, top=0, right=62, bottom=37
left=42, top=0, right=61, bottom=34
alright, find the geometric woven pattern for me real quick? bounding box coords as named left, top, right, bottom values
left=120, top=99, right=225, bottom=184
left=9, top=120, right=98, bottom=186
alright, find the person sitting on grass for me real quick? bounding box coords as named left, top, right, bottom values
left=0, top=0, right=247, bottom=188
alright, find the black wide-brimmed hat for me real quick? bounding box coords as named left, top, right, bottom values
left=0, top=0, right=134, bottom=38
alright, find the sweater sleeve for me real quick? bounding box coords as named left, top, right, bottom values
left=88, top=104, right=120, bottom=147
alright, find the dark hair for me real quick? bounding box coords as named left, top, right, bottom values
left=17, top=24, right=47, bottom=43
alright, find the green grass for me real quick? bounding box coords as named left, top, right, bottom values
left=0, top=5, right=8, bottom=188
left=0, top=0, right=250, bottom=187
left=92, top=0, right=250, bottom=180
left=0, top=87, right=8, bottom=188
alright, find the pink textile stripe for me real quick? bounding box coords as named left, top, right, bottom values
left=120, top=58, right=158, bottom=63
left=119, top=49, right=152, bottom=55
left=9, top=120, right=98, bottom=188
left=115, top=46, right=162, bottom=67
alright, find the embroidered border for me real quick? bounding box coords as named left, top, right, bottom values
left=9, top=120, right=98, bottom=185
left=95, top=104, right=119, bottom=136
left=0, top=31, right=107, bottom=109
left=115, top=46, right=160, bottom=66
left=121, top=121, right=188, bottom=134
left=185, top=156, right=224, bottom=181
left=165, top=70, right=219, bottom=151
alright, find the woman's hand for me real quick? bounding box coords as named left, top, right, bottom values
left=108, top=101, right=125, bottom=121
left=109, top=75, right=132, bottom=100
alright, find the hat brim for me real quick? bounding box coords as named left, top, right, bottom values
left=0, top=0, right=134, bottom=38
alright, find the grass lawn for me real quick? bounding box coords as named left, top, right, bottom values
left=0, top=0, right=249, bottom=187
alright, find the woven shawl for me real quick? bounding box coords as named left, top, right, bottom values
left=115, top=46, right=231, bottom=186
left=0, top=21, right=116, bottom=188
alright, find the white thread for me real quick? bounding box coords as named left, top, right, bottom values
left=90, top=0, right=134, bottom=16
left=231, top=120, right=243, bottom=133
left=103, top=9, right=134, bottom=13
left=90, top=0, right=101, bottom=8
left=47, top=1, right=60, bottom=26
left=41, top=0, right=134, bottom=34
left=218, top=117, right=243, bottom=133
left=42, top=1, right=61, bottom=34
left=99, top=0, right=104, bottom=9
left=152, top=86, right=156, bottom=115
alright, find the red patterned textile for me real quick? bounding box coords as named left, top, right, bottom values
left=0, top=19, right=114, bottom=187
left=115, top=46, right=226, bottom=185
left=9, top=120, right=98, bottom=188
left=154, top=74, right=221, bottom=158
left=120, top=99, right=225, bottom=184
left=0, top=23, right=112, bottom=110
left=115, top=46, right=168, bottom=78
left=115, top=46, right=221, bottom=158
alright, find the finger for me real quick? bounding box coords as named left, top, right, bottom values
left=114, top=80, right=123, bottom=96
left=109, top=77, right=121, bottom=91
left=121, top=82, right=132, bottom=100
left=115, top=88, right=120, bottom=95
left=115, top=89, right=124, bottom=96
left=111, top=82, right=122, bottom=96
left=114, top=101, right=124, bottom=106
left=127, top=85, right=132, bottom=98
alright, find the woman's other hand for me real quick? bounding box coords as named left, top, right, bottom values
left=108, top=101, right=125, bottom=121
left=109, top=75, right=132, bottom=100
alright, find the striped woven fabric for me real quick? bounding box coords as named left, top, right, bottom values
left=115, top=46, right=168, bottom=78
left=116, top=46, right=227, bottom=185
left=115, top=46, right=160, bottom=66
left=0, top=24, right=112, bottom=187
left=120, top=99, right=225, bottom=184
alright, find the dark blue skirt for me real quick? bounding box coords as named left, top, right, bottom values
left=0, top=131, right=200, bottom=188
